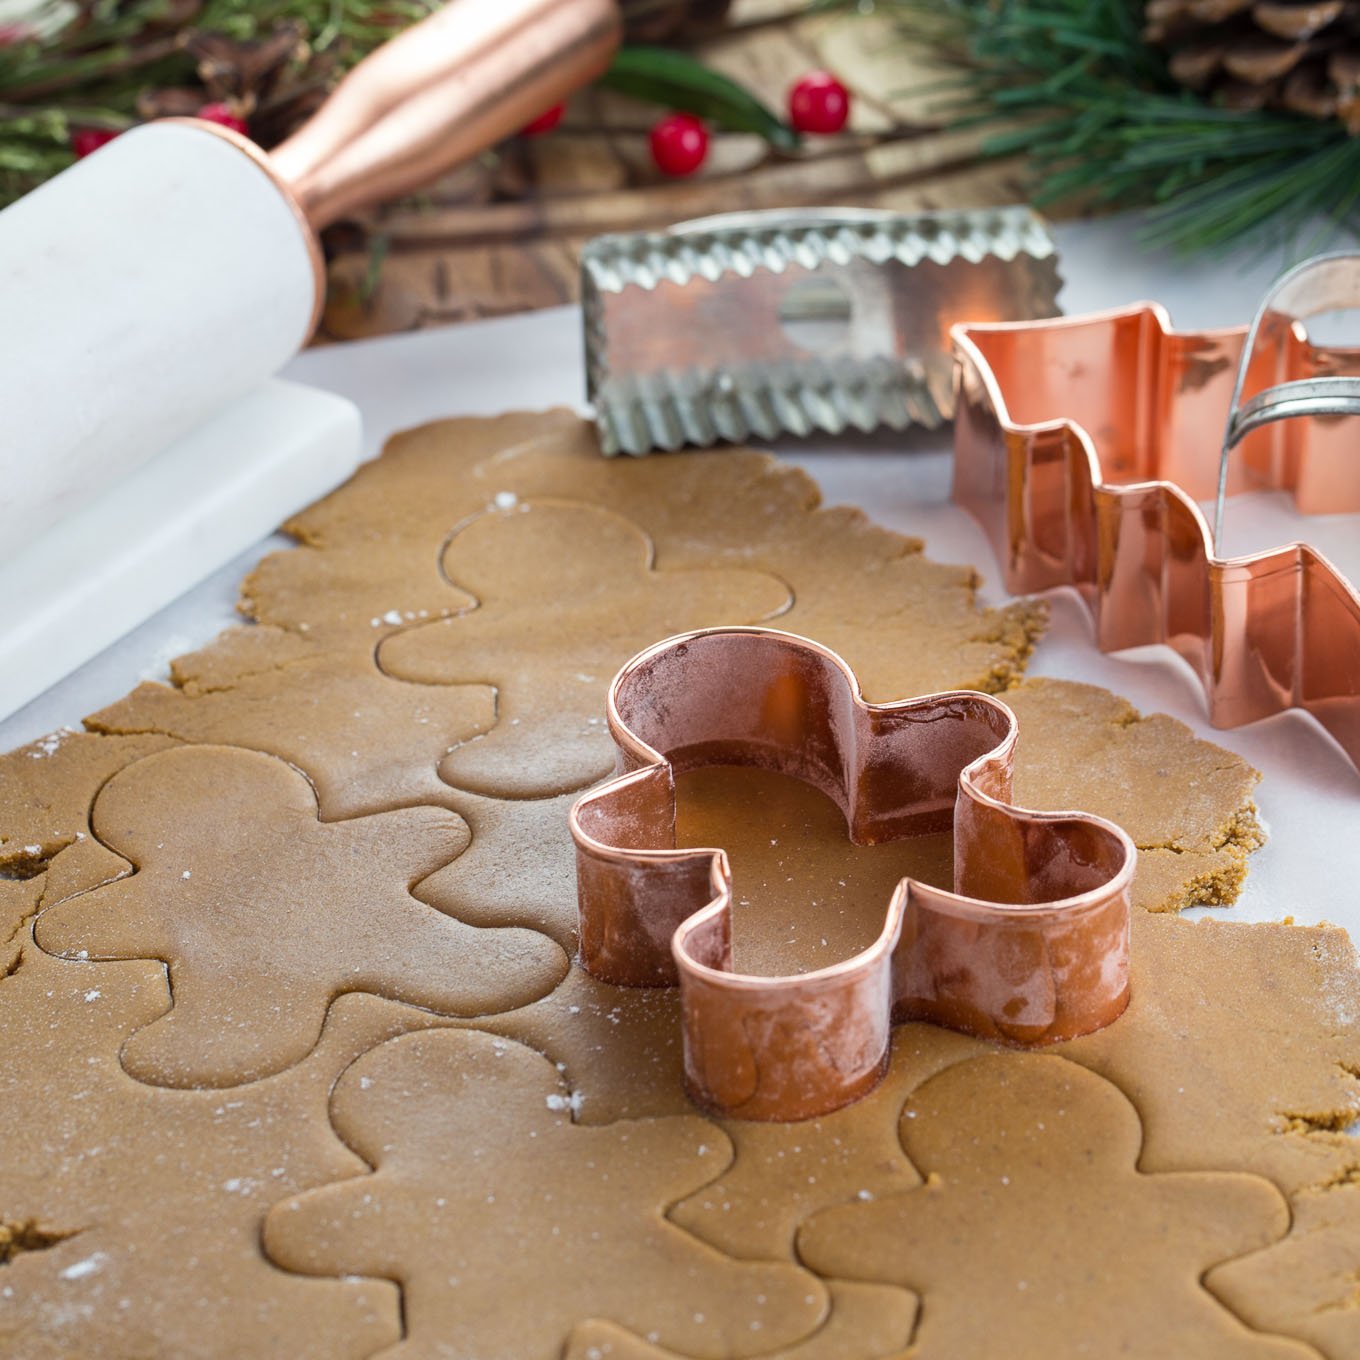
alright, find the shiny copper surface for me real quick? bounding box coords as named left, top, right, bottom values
left=953, top=303, right=1360, bottom=771
left=570, top=627, right=1134, bottom=1122
left=270, top=0, right=621, bottom=230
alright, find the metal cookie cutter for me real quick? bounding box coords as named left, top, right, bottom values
left=569, top=627, right=1135, bottom=1122
left=953, top=252, right=1360, bottom=774
left=582, top=205, right=1062, bottom=456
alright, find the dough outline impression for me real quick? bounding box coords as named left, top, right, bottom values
left=570, top=626, right=1136, bottom=1122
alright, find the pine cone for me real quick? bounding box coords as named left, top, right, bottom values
left=1146, top=0, right=1360, bottom=130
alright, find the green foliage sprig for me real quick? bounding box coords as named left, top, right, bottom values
left=0, top=0, right=432, bottom=207
left=601, top=45, right=800, bottom=149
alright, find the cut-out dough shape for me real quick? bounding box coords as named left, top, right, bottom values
left=0, top=946, right=423, bottom=1359
left=462, top=421, right=1048, bottom=699
left=563, top=1280, right=917, bottom=1360
left=244, top=413, right=1044, bottom=701
left=89, top=627, right=494, bottom=820
left=799, top=1053, right=1321, bottom=1360
left=242, top=411, right=576, bottom=648
left=670, top=1024, right=983, bottom=1263
left=264, top=1028, right=829, bottom=1360
left=34, top=745, right=566, bottom=1087
left=379, top=499, right=792, bottom=797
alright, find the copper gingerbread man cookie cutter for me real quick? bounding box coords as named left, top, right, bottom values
left=570, top=627, right=1135, bottom=1122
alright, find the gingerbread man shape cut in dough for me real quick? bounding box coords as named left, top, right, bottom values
left=34, top=745, right=566, bottom=1087
left=0, top=955, right=442, bottom=1359
left=798, top=1053, right=1321, bottom=1360
left=264, top=1028, right=830, bottom=1360
left=379, top=499, right=792, bottom=798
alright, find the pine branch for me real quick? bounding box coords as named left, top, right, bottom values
left=853, top=0, right=1360, bottom=253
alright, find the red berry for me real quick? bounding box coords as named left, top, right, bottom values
left=649, top=113, right=708, bottom=178
left=197, top=102, right=249, bottom=135
left=71, top=128, right=120, bottom=159
left=520, top=103, right=565, bottom=136
left=788, top=70, right=850, bottom=135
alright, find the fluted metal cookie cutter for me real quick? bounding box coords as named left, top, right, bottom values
left=569, top=627, right=1135, bottom=1122
left=953, top=252, right=1360, bottom=774
left=582, top=206, right=1062, bottom=456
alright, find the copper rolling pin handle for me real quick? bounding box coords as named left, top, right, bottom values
left=269, top=0, right=622, bottom=231
left=1215, top=252, right=1360, bottom=543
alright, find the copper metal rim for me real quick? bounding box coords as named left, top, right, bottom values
left=570, top=626, right=1135, bottom=1123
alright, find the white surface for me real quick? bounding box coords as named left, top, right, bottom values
left=1, top=213, right=1357, bottom=936
left=0, top=121, right=317, bottom=562
left=0, top=379, right=360, bottom=722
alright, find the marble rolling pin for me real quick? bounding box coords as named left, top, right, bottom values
left=0, top=0, right=619, bottom=725
left=0, top=0, right=621, bottom=562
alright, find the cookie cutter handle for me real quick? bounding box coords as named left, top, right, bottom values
left=1215, top=251, right=1360, bottom=543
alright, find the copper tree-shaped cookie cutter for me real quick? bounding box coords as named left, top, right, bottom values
left=570, top=627, right=1135, bottom=1122
left=953, top=252, right=1360, bottom=773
